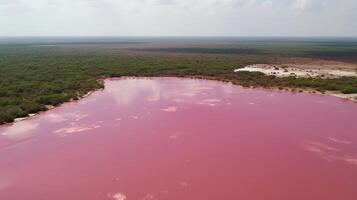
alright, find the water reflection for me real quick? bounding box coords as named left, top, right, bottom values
left=0, top=77, right=356, bottom=200
left=304, top=137, right=357, bottom=166
left=107, top=78, right=228, bottom=106
left=1, top=121, right=39, bottom=140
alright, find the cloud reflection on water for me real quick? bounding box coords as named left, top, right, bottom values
left=1, top=121, right=39, bottom=140
left=107, top=78, right=223, bottom=106
left=304, top=139, right=357, bottom=166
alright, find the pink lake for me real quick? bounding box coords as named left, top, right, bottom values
left=0, top=77, right=357, bottom=200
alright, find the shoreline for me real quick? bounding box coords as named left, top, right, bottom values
left=5, top=88, right=104, bottom=127
left=235, top=64, right=357, bottom=79
left=2, top=75, right=356, bottom=128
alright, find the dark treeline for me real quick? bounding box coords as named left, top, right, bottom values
left=0, top=43, right=356, bottom=124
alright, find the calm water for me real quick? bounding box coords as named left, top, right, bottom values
left=0, top=78, right=357, bottom=200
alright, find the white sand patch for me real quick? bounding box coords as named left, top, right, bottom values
left=327, top=92, right=357, bottom=102
left=162, top=106, right=178, bottom=112
left=235, top=64, right=357, bottom=101
left=13, top=117, right=27, bottom=123
left=13, top=113, right=37, bottom=123
left=235, top=64, right=357, bottom=79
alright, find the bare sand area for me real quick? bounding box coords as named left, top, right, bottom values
left=235, top=64, right=357, bottom=79
left=235, top=64, right=357, bottom=102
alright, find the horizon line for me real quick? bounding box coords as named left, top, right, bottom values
left=1, top=35, right=357, bottom=38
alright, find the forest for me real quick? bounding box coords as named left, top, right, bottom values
left=1, top=38, right=357, bottom=124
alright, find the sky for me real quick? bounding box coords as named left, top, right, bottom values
left=0, top=0, right=356, bottom=37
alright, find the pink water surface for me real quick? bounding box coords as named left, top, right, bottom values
left=0, top=77, right=357, bottom=200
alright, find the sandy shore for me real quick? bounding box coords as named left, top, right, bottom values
left=12, top=90, right=100, bottom=124
left=234, top=64, right=357, bottom=102
left=235, top=64, right=357, bottom=79
left=8, top=74, right=357, bottom=126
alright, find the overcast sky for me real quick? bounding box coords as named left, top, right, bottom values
left=0, top=0, right=356, bottom=37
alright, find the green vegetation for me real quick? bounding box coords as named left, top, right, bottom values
left=136, top=40, right=357, bottom=63
left=0, top=39, right=357, bottom=124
